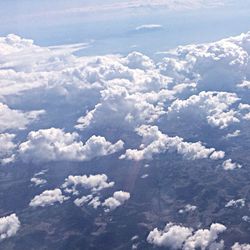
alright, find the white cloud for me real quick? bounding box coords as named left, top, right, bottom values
left=167, top=91, right=240, bottom=129
left=18, top=128, right=124, bottom=163
left=75, top=89, right=166, bottom=131
left=5, top=33, right=249, bottom=140
left=0, top=133, right=16, bottom=165
left=210, top=150, right=225, bottom=160
left=147, top=223, right=193, bottom=249
left=102, top=191, right=130, bottom=212
left=222, top=159, right=242, bottom=170
left=123, top=51, right=156, bottom=70
left=147, top=222, right=226, bottom=250
left=183, top=223, right=226, bottom=250
left=0, top=36, right=175, bottom=124
left=238, top=103, right=250, bottom=110
left=0, top=214, right=20, bottom=241
left=135, top=24, right=163, bottom=32
left=0, top=34, right=95, bottom=106
left=232, top=243, right=250, bottom=250
left=159, top=32, right=250, bottom=92
left=1, top=33, right=249, bottom=135
left=225, top=199, right=245, bottom=208
left=30, top=177, right=47, bottom=186
left=0, top=102, right=45, bottom=132
left=62, top=174, right=114, bottom=194
left=67, top=52, right=178, bottom=132
left=225, top=130, right=241, bottom=139
left=238, top=80, right=250, bottom=89
left=29, top=188, right=68, bottom=207
left=121, top=125, right=224, bottom=161
left=72, top=188, right=130, bottom=212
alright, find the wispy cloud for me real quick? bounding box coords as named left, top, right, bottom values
left=17, top=0, right=226, bottom=21
left=135, top=24, right=163, bottom=32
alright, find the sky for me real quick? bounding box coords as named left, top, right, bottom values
left=0, top=0, right=249, bottom=56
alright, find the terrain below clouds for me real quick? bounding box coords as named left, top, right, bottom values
left=0, top=32, right=250, bottom=249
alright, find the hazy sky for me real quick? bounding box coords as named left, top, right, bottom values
left=0, top=0, right=249, bottom=56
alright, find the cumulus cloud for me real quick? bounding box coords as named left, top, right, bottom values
left=62, top=174, right=114, bottom=194
left=0, top=34, right=84, bottom=74
left=102, top=191, right=130, bottom=212
left=123, top=52, right=156, bottom=70
left=0, top=35, right=175, bottom=129
left=159, top=32, right=250, bottom=91
left=27, top=173, right=117, bottom=211
left=147, top=223, right=193, bottom=249
left=232, top=243, right=250, bottom=250
left=75, top=52, right=176, bottom=131
left=167, top=91, right=240, bottom=129
left=3, top=32, right=247, bottom=133
left=0, top=214, right=20, bottom=241
left=6, top=32, right=249, bottom=139
left=0, top=102, right=45, bottom=132
left=18, top=128, right=124, bottom=163
left=74, top=191, right=130, bottom=211
left=120, top=125, right=224, bottom=161
left=222, top=159, right=242, bottom=170
left=0, top=34, right=97, bottom=108
left=75, top=85, right=167, bottom=131
left=0, top=133, right=16, bottom=165
left=147, top=222, right=226, bottom=250
left=1, top=32, right=249, bottom=134
left=184, top=223, right=226, bottom=250
left=29, top=188, right=68, bottom=207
